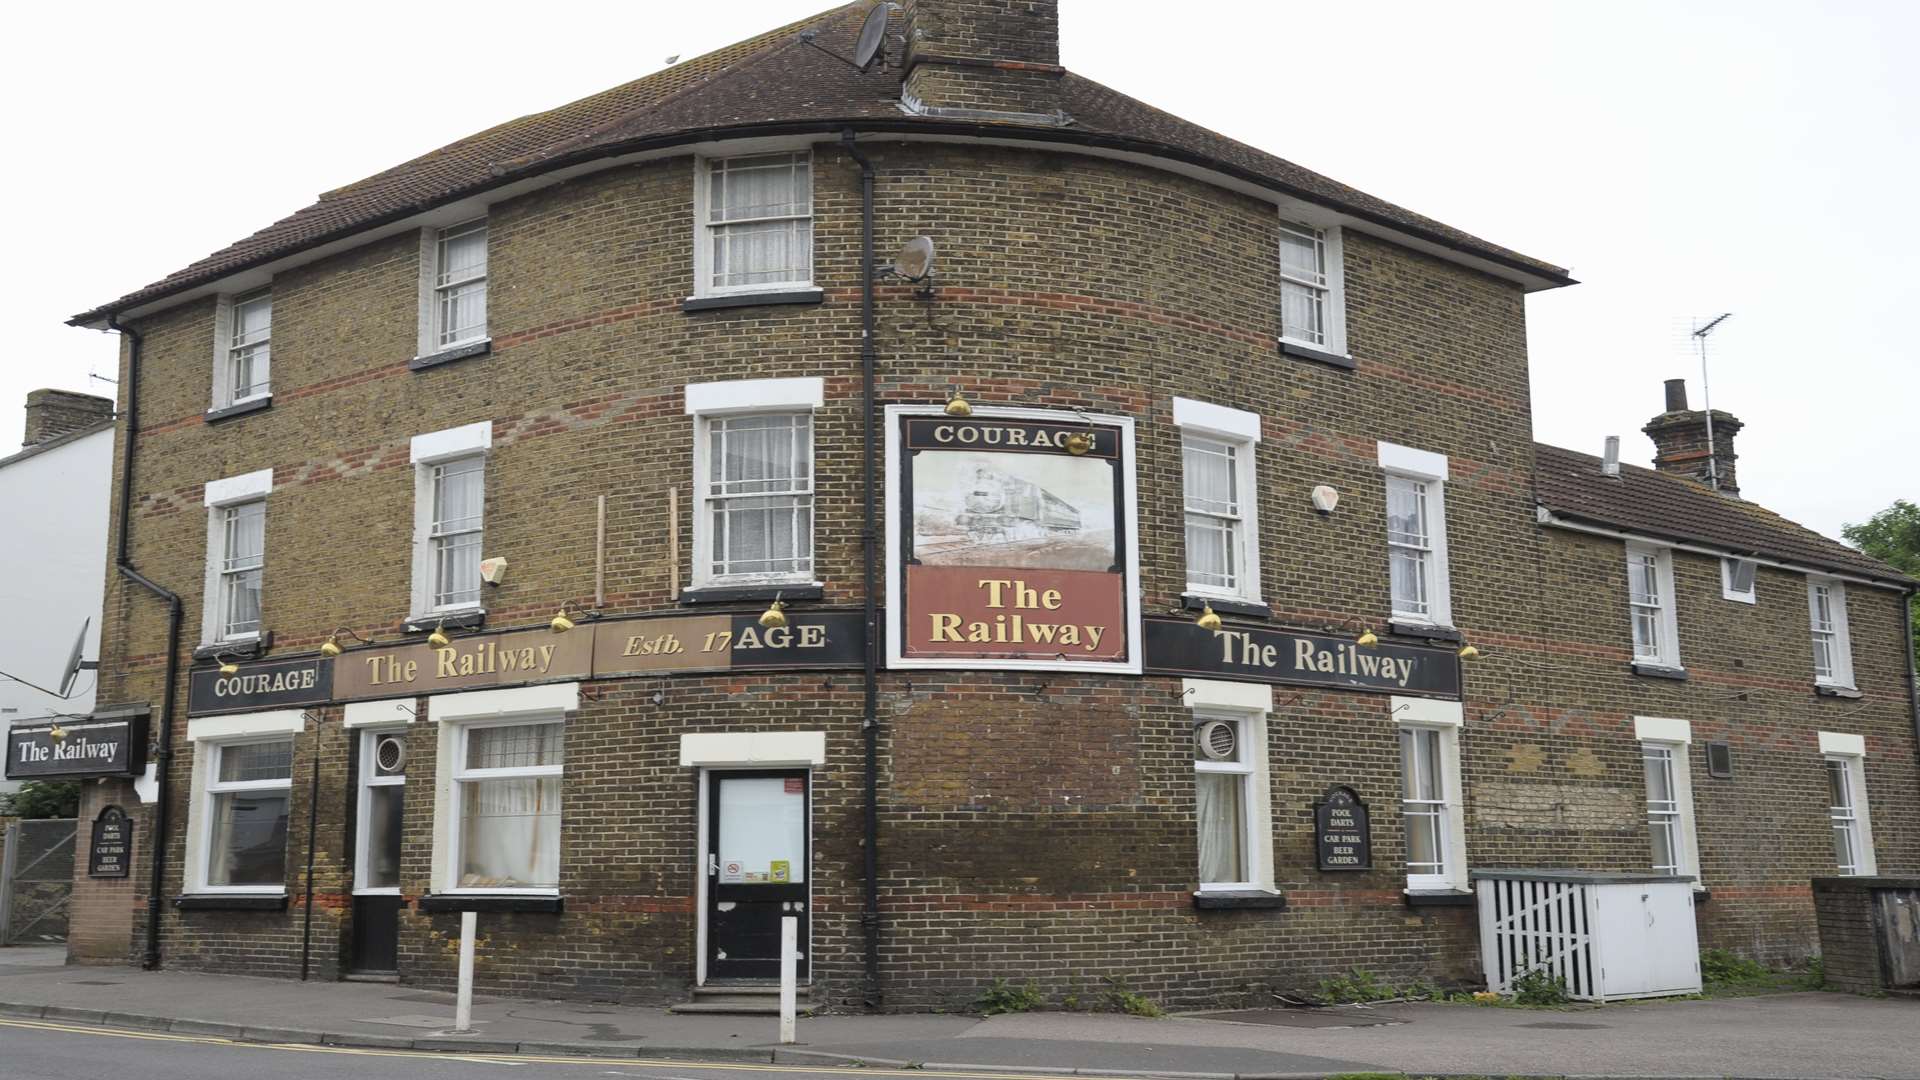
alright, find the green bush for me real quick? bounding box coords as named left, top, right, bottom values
left=1101, top=977, right=1164, bottom=1017
left=4, top=780, right=79, bottom=819
left=1701, top=948, right=1768, bottom=983
left=1509, top=966, right=1571, bottom=1006
left=976, top=978, right=1045, bottom=1015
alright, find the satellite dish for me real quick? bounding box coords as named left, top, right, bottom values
left=852, top=2, right=896, bottom=70
left=57, top=617, right=91, bottom=698
left=894, top=236, right=936, bottom=282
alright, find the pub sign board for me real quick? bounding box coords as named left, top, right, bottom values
left=188, top=655, right=332, bottom=716
left=885, top=406, right=1142, bottom=673
left=6, top=715, right=148, bottom=779
left=1143, top=618, right=1462, bottom=698
left=1315, top=786, right=1372, bottom=871
left=89, top=806, right=132, bottom=879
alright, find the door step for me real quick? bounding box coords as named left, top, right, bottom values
left=343, top=972, right=401, bottom=983
left=670, top=983, right=814, bottom=1016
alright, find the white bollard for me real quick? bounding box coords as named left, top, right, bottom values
left=454, top=910, right=477, bottom=1033
left=778, top=915, right=798, bottom=1045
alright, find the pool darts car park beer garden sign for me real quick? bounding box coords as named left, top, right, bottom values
left=885, top=406, right=1143, bottom=673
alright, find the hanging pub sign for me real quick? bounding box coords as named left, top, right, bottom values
left=6, top=713, right=148, bottom=779
left=89, top=806, right=133, bottom=879
left=1314, top=786, right=1372, bottom=871
left=885, top=406, right=1141, bottom=673
left=1142, top=618, right=1462, bottom=698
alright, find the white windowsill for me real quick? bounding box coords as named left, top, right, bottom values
left=353, top=887, right=402, bottom=897
left=443, top=888, right=561, bottom=897
left=183, top=886, right=286, bottom=896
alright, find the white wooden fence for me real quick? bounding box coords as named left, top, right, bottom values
left=1476, top=875, right=1597, bottom=999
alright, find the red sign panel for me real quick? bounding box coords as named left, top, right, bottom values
left=904, top=565, right=1126, bottom=660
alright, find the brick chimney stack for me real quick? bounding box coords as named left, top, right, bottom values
left=900, top=0, right=1065, bottom=120
left=22, top=388, right=114, bottom=448
left=1642, top=378, right=1742, bottom=496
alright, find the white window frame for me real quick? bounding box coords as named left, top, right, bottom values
left=415, top=219, right=489, bottom=357
left=1395, top=696, right=1467, bottom=893
left=1377, top=442, right=1453, bottom=628
left=1173, top=398, right=1262, bottom=604
left=210, top=288, right=272, bottom=412
left=428, top=684, right=579, bottom=897
left=354, top=725, right=408, bottom=896
left=1626, top=542, right=1682, bottom=670
left=408, top=421, right=492, bottom=621
left=182, top=710, right=305, bottom=896
left=1277, top=218, right=1347, bottom=356
left=199, top=468, right=274, bottom=647
left=1807, top=577, right=1855, bottom=689
left=685, top=378, right=823, bottom=591
left=693, top=151, right=816, bottom=298
left=1185, top=680, right=1273, bottom=894
left=1819, top=732, right=1876, bottom=876
left=1721, top=558, right=1757, bottom=604
left=1633, top=716, right=1703, bottom=886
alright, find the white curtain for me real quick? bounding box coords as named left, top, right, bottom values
left=460, top=777, right=560, bottom=888
left=1195, top=772, right=1244, bottom=884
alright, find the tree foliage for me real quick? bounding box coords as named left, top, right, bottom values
left=1842, top=499, right=1920, bottom=667
left=4, top=779, right=80, bottom=819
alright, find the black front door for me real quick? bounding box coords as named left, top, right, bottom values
left=707, top=770, right=809, bottom=981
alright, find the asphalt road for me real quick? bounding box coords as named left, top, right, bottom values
left=0, top=1018, right=1121, bottom=1080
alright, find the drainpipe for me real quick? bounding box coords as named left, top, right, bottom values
left=106, top=316, right=184, bottom=971
left=1905, top=589, right=1919, bottom=778
left=841, top=127, right=882, bottom=1010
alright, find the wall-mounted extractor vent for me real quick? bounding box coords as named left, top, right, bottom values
left=1706, top=741, right=1733, bottom=779
left=374, top=735, right=407, bottom=777
left=1195, top=720, right=1237, bottom=761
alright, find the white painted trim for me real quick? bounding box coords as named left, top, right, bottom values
left=132, top=763, right=159, bottom=805
left=1634, top=715, right=1693, bottom=745
left=695, top=768, right=710, bottom=985
left=1720, top=558, right=1758, bottom=604
left=415, top=228, right=438, bottom=359
left=344, top=699, right=417, bottom=729
left=1818, top=730, right=1865, bottom=757
left=204, top=468, right=274, bottom=508
left=1536, top=510, right=1912, bottom=594
left=209, top=293, right=236, bottom=411
left=410, top=421, right=493, bottom=465
left=1181, top=678, right=1272, bottom=713
left=353, top=724, right=409, bottom=894
left=1807, top=577, right=1856, bottom=689
left=883, top=403, right=1144, bottom=675
left=1626, top=541, right=1683, bottom=671
left=678, top=731, right=827, bottom=767
left=1172, top=397, right=1261, bottom=443
left=187, top=710, right=306, bottom=741
left=427, top=682, right=580, bottom=724
left=1188, top=704, right=1273, bottom=893
left=692, top=149, right=816, bottom=298
left=1392, top=696, right=1464, bottom=728
left=685, top=377, right=825, bottom=416
left=1376, top=441, right=1449, bottom=482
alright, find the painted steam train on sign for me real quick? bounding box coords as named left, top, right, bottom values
left=957, top=466, right=1083, bottom=544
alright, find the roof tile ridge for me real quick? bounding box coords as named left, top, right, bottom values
left=499, top=1, right=868, bottom=174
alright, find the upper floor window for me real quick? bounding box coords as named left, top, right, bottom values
left=698, top=153, right=813, bottom=295
left=1807, top=577, right=1855, bottom=688
left=433, top=220, right=488, bottom=349
left=1278, top=220, right=1346, bottom=355
left=1721, top=558, right=1757, bottom=604
left=1378, top=442, right=1452, bottom=627
left=409, top=421, right=492, bottom=618
left=1174, top=398, right=1262, bottom=604
left=210, top=289, right=271, bottom=412
left=1626, top=542, right=1681, bottom=670
left=200, top=468, right=273, bottom=646
left=685, top=378, right=823, bottom=590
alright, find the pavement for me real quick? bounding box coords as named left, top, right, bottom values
left=3, top=945, right=1918, bottom=1079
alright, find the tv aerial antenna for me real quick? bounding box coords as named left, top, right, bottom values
left=800, top=2, right=899, bottom=72
left=1691, top=312, right=1732, bottom=492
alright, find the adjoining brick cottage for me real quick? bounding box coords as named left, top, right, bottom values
left=44, top=0, right=1919, bottom=1010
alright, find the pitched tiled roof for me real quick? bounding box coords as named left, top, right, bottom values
left=72, top=2, right=1570, bottom=325
left=1534, top=443, right=1913, bottom=587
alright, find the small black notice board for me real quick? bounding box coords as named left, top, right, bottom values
left=89, top=806, right=132, bottom=879
left=1315, top=786, right=1371, bottom=871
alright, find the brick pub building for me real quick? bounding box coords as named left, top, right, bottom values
left=41, top=0, right=1917, bottom=1010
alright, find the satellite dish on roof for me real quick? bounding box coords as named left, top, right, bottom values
left=57, top=617, right=93, bottom=698
left=894, top=236, right=936, bottom=282
left=852, top=2, right=897, bottom=70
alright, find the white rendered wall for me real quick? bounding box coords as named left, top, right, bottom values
left=0, top=427, right=113, bottom=794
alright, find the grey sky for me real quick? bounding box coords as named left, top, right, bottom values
left=5, top=1, right=1912, bottom=541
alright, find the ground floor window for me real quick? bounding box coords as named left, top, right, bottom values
left=453, top=720, right=563, bottom=890
left=1825, top=754, right=1873, bottom=876
left=202, top=738, right=293, bottom=890
left=1396, top=697, right=1467, bottom=892
left=356, top=727, right=407, bottom=892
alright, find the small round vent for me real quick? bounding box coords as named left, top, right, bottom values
left=374, top=735, right=407, bottom=776
left=1195, top=720, right=1238, bottom=762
